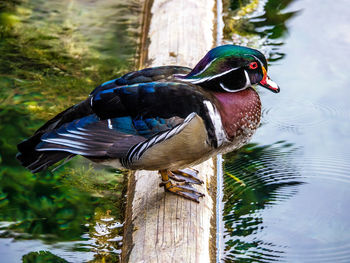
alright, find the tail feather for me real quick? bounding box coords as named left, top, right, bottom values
left=16, top=150, right=73, bottom=173
left=16, top=99, right=92, bottom=173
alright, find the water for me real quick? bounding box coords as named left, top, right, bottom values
left=221, top=0, right=350, bottom=262
left=0, top=0, right=142, bottom=262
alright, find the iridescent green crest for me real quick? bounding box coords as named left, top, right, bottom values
left=184, top=45, right=267, bottom=81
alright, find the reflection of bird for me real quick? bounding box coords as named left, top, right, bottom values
left=17, top=45, right=279, bottom=202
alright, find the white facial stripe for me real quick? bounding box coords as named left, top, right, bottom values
left=186, top=76, right=211, bottom=84
left=179, top=67, right=240, bottom=84
left=209, top=67, right=240, bottom=80
left=192, top=58, right=217, bottom=77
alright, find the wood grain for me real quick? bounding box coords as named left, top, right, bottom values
left=122, top=0, right=217, bottom=262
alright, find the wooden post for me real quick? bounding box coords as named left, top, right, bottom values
left=122, top=0, right=217, bottom=262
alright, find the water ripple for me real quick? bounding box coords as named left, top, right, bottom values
left=262, top=98, right=350, bottom=133
left=221, top=142, right=350, bottom=262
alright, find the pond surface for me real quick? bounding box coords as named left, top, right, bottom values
left=0, top=0, right=142, bottom=262
left=221, top=0, right=350, bottom=262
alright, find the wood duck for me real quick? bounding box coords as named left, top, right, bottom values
left=17, top=44, right=279, bottom=202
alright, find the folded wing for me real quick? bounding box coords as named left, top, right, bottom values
left=17, top=78, right=216, bottom=173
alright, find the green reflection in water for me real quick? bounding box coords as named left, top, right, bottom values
left=0, top=0, right=140, bottom=119
left=0, top=0, right=141, bottom=261
left=22, top=251, right=68, bottom=263
left=223, top=0, right=299, bottom=61
left=221, top=1, right=302, bottom=261
left=222, top=142, right=304, bottom=262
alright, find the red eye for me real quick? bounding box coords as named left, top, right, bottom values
left=249, top=62, right=258, bottom=70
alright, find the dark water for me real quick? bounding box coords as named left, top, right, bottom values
left=221, top=0, right=350, bottom=262
left=0, top=0, right=141, bottom=262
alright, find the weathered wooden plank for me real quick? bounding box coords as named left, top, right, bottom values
left=122, top=0, right=217, bottom=262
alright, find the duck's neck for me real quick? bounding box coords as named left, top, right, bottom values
left=213, top=87, right=262, bottom=140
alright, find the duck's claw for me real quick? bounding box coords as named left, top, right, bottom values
left=170, top=168, right=203, bottom=185
left=159, top=170, right=205, bottom=203
left=159, top=180, right=204, bottom=203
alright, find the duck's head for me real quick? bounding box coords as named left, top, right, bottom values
left=179, top=44, right=280, bottom=93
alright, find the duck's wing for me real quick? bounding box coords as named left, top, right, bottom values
left=91, top=81, right=210, bottom=120
left=18, top=81, right=217, bottom=173
left=17, top=66, right=191, bottom=171
left=25, top=66, right=191, bottom=136
left=18, top=112, right=182, bottom=173
left=34, top=114, right=180, bottom=158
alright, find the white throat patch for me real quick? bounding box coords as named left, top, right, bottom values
left=219, top=82, right=248, bottom=93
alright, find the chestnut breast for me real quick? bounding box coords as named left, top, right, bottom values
left=213, top=87, right=261, bottom=140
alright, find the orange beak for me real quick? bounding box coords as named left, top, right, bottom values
left=259, top=66, right=280, bottom=93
